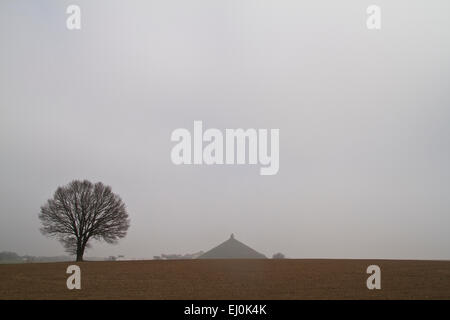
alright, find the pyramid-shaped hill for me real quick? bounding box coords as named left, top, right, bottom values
left=198, top=234, right=267, bottom=259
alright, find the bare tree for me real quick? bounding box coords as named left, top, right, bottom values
left=39, top=180, right=130, bottom=262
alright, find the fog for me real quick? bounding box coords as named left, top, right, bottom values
left=1, top=0, right=449, bottom=260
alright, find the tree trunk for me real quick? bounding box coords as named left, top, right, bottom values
left=76, top=251, right=83, bottom=262
left=76, top=243, right=84, bottom=262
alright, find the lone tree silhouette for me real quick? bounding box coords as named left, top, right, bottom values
left=39, top=180, right=130, bottom=261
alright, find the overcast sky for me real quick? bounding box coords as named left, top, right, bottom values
left=1, top=0, right=449, bottom=260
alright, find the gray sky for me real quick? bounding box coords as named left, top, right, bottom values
left=1, top=0, right=449, bottom=260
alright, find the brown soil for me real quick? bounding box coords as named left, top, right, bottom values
left=0, top=259, right=449, bottom=299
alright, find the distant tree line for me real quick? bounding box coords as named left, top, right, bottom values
left=154, top=251, right=204, bottom=260
left=272, top=252, right=286, bottom=259
left=0, top=251, right=73, bottom=263
left=0, top=251, right=21, bottom=262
